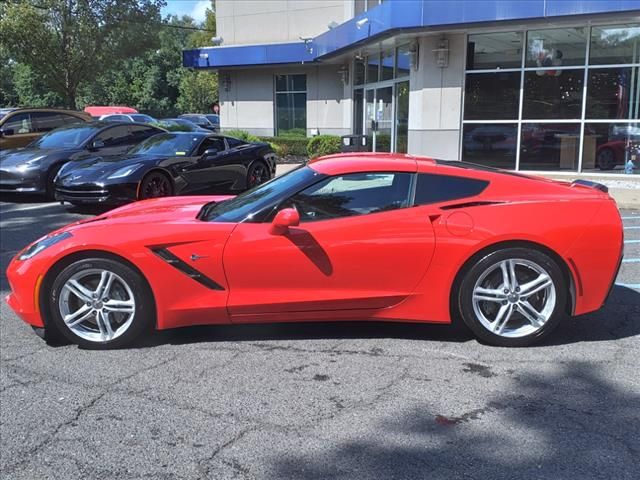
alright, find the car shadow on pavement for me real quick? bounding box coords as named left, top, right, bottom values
left=130, top=285, right=639, bottom=349
left=271, top=360, right=640, bottom=479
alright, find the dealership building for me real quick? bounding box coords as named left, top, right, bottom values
left=184, top=0, right=640, bottom=175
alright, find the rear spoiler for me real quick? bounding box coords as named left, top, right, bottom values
left=572, top=179, right=608, bottom=193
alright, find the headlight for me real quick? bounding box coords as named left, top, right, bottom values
left=18, top=232, right=72, bottom=261
left=107, top=164, right=142, bottom=179
left=15, top=155, right=45, bottom=172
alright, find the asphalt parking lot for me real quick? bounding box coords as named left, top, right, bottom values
left=1, top=196, right=639, bottom=480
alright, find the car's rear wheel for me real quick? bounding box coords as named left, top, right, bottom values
left=597, top=148, right=616, bottom=170
left=139, top=171, right=173, bottom=199
left=457, top=247, right=566, bottom=347
left=247, top=161, right=270, bottom=189
left=49, top=258, right=154, bottom=348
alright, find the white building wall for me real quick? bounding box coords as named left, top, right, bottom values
left=218, top=65, right=349, bottom=137
left=215, top=0, right=352, bottom=46
left=408, top=33, right=466, bottom=160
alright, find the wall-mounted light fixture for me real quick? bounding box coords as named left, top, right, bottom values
left=210, top=36, right=223, bottom=46
left=222, top=73, right=232, bottom=92
left=433, top=36, right=449, bottom=68
left=300, top=37, right=314, bottom=55
left=337, top=65, right=349, bottom=85
left=327, top=21, right=339, bottom=30
left=408, top=42, right=419, bottom=71
left=356, top=18, right=369, bottom=30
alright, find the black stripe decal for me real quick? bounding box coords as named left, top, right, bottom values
left=151, top=248, right=225, bottom=291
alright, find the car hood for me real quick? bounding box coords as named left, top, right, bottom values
left=57, top=154, right=162, bottom=182
left=65, top=195, right=235, bottom=230
left=0, top=147, right=68, bottom=167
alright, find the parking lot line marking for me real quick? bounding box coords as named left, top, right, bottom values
left=621, top=216, right=639, bottom=220
left=2, top=203, right=60, bottom=213
left=624, top=226, right=640, bottom=230
left=616, top=282, right=640, bottom=290
left=622, top=258, right=640, bottom=263
left=624, top=239, right=640, bottom=244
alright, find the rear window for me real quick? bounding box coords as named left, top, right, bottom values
left=414, top=173, right=488, bottom=205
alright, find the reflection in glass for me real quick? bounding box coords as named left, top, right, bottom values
left=464, top=72, right=520, bottom=120
left=583, top=123, right=640, bottom=173
left=275, top=74, right=306, bottom=92
left=395, top=81, right=409, bottom=153
left=590, top=24, right=640, bottom=65
left=520, top=123, right=581, bottom=171
left=396, top=44, right=411, bottom=78
left=523, top=69, right=584, bottom=119
left=526, top=28, right=586, bottom=68
left=367, top=54, right=380, bottom=83
left=462, top=123, right=517, bottom=169
left=354, top=58, right=366, bottom=86
left=353, top=89, right=364, bottom=135
left=586, top=67, right=640, bottom=120
left=467, top=32, right=523, bottom=70
left=381, top=50, right=394, bottom=81
left=276, top=92, right=306, bottom=136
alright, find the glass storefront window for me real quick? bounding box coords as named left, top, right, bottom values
left=367, top=54, right=380, bottom=83
left=396, top=44, right=411, bottom=78
left=464, top=72, right=520, bottom=120
left=354, top=58, right=366, bottom=86
left=395, top=81, right=409, bottom=153
left=523, top=69, right=584, bottom=119
left=520, top=123, right=581, bottom=171
left=590, top=24, right=640, bottom=65
left=526, top=28, right=587, bottom=68
left=467, top=32, right=523, bottom=70
left=586, top=67, right=640, bottom=120
left=275, top=74, right=306, bottom=136
left=462, top=123, right=517, bottom=169
left=583, top=123, right=640, bottom=173
left=381, top=50, right=394, bottom=81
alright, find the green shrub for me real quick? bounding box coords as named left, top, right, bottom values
left=260, top=136, right=309, bottom=157
left=277, top=128, right=307, bottom=138
left=307, top=135, right=342, bottom=159
left=224, top=129, right=261, bottom=143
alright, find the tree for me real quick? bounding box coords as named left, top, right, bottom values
left=0, top=0, right=165, bottom=109
left=176, top=70, right=218, bottom=113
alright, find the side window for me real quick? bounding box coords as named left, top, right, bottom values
left=414, top=173, right=489, bottom=205
left=104, top=115, right=128, bottom=122
left=226, top=137, right=244, bottom=148
left=32, top=112, right=66, bottom=133
left=95, top=126, right=132, bottom=148
left=3, top=113, right=33, bottom=134
left=61, top=114, right=85, bottom=125
left=197, top=137, right=226, bottom=155
left=129, top=125, right=160, bottom=144
left=284, top=172, right=412, bottom=222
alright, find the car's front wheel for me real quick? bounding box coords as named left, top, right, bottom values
left=457, top=247, right=567, bottom=347
left=49, top=257, right=154, bottom=348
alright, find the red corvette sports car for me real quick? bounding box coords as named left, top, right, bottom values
left=5, top=154, right=623, bottom=348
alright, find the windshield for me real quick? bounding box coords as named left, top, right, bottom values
left=30, top=124, right=98, bottom=149
left=201, top=166, right=321, bottom=223
left=130, top=114, right=154, bottom=123
left=128, top=133, right=202, bottom=156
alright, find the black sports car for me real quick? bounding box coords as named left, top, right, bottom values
left=0, top=122, right=164, bottom=198
left=54, top=132, right=277, bottom=205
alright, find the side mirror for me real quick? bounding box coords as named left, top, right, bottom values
left=270, top=208, right=300, bottom=235
left=202, top=148, right=219, bottom=158
left=88, top=139, right=105, bottom=151
left=1, top=128, right=14, bottom=136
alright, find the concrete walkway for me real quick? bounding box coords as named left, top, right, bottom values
left=275, top=164, right=640, bottom=208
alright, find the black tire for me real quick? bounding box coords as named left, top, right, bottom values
left=457, top=247, right=567, bottom=347
left=596, top=148, right=616, bottom=171
left=246, top=160, right=271, bottom=189
left=45, top=163, right=64, bottom=200
left=139, top=171, right=173, bottom=200
left=48, top=257, right=154, bottom=349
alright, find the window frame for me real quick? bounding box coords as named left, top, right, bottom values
left=274, top=74, right=307, bottom=136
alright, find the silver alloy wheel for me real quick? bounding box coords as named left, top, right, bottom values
left=472, top=258, right=556, bottom=338
left=58, top=268, right=136, bottom=343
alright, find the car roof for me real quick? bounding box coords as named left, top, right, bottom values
left=309, top=152, right=432, bottom=175
left=1, top=107, right=88, bottom=116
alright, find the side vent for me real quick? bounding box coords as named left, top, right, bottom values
left=440, top=201, right=504, bottom=210
left=151, top=248, right=225, bottom=290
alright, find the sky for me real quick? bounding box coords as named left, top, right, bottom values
left=162, top=0, right=211, bottom=22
